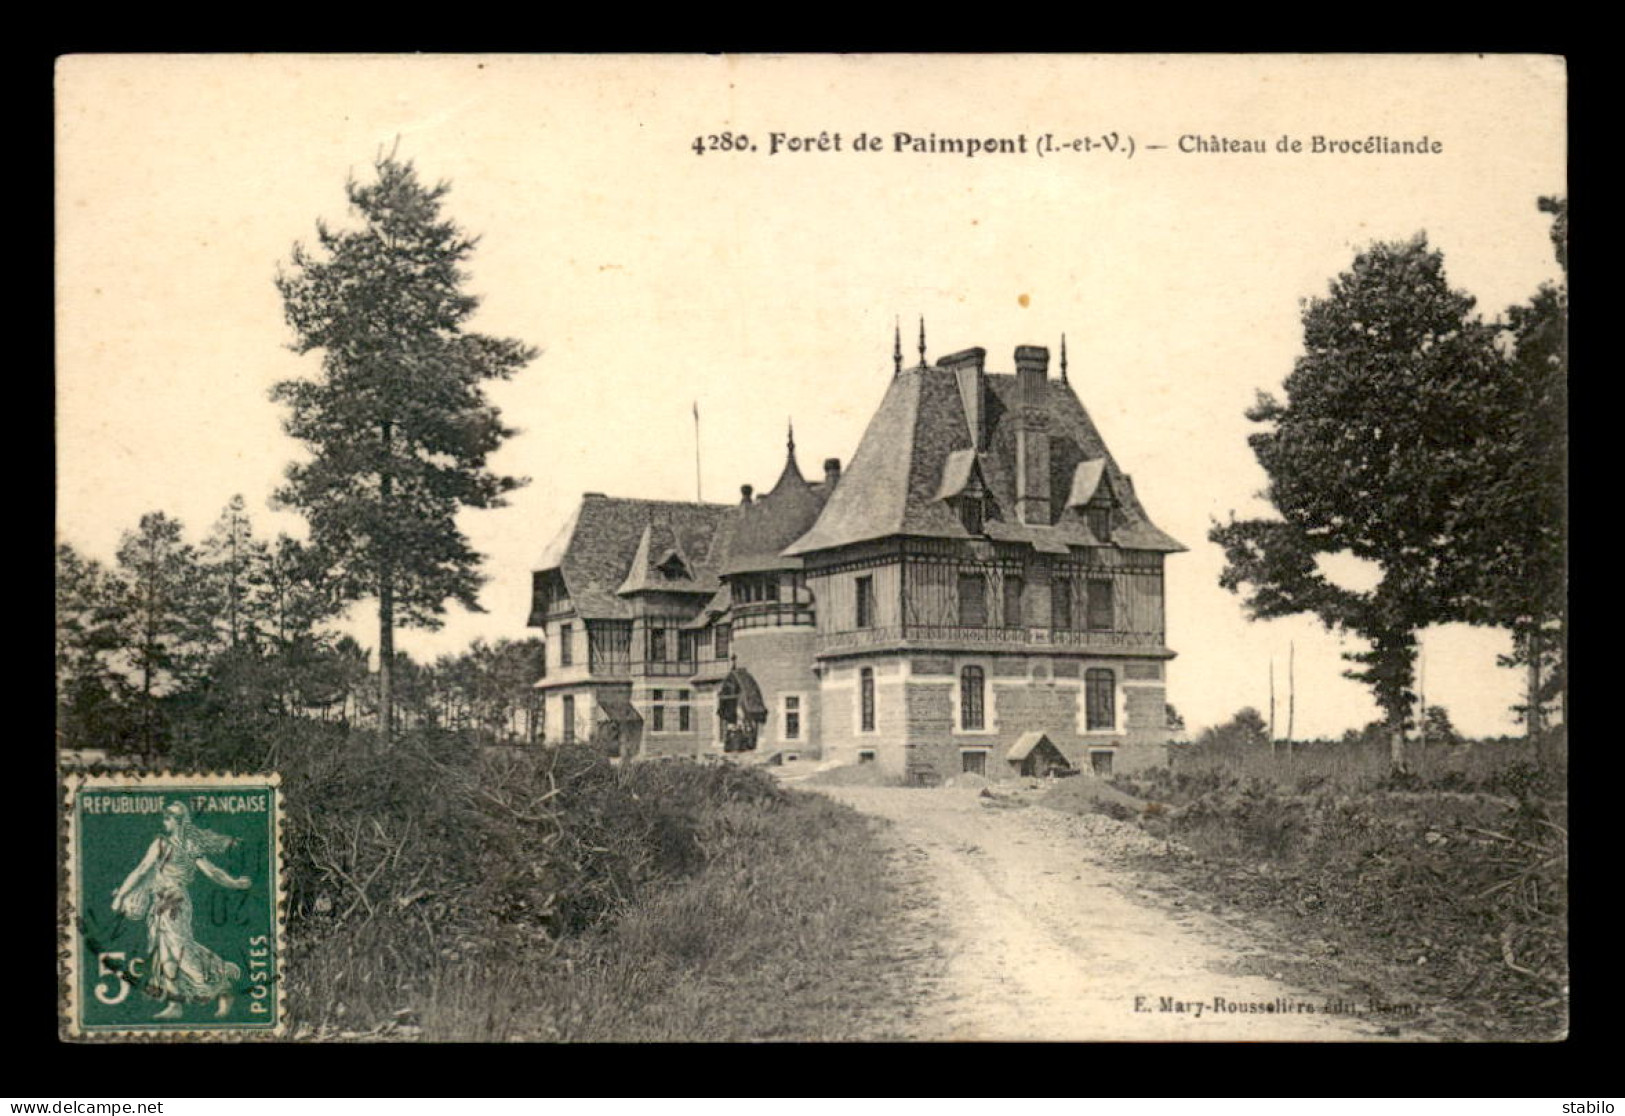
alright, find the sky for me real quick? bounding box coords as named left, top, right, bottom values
left=55, top=54, right=1567, bottom=738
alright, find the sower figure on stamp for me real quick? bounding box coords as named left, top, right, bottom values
left=111, top=801, right=251, bottom=1019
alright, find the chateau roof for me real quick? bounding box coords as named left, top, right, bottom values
left=785, top=359, right=1184, bottom=556
left=534, top=436, right=834, bottom=619
left=720, top=437, right=830, bottom=575
left=534, top=495, right=730, bottom=619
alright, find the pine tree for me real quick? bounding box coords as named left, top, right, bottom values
left=55, top=542, right=127, bottom=750
left=112, top=512, right=211, bottom=753
left=198, top=495, right=269, bottom=653
left=273, top=155, right=536, bottom=741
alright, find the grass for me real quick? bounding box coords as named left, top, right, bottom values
left=1052, top=735, right=1568, bottom=1041
left=1155, top=734, right=1566, bottom=800
left=268, top=731, right=913, bottom=1041
left=412, top=788, right=911, bottom=1041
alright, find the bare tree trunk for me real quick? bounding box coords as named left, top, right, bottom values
left=379, top=419, right=396, bottom=747
left=379, top=581, right=394, bottom=746
left=1527, top=625, right=1548, bottom=769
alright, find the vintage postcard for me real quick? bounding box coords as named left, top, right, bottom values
left=56, top=55, right=1566, bottom=1042
left=62, top=773, right=285, bottom=1039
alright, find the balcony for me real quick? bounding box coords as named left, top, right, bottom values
left=815, top=624, right=1169, bottom=658
left=635, top=659, right=700, bottom=678
left=731, top=601, right=816, bottom=630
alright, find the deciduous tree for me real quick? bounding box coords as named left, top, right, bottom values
left=1210, top=235, right=1509, bottom=771
left=1459, top=197, right=1568, bottom=750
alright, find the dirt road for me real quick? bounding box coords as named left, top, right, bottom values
left=817, top=785, right=1407, bottom=1042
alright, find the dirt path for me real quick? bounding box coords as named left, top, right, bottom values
left=817, top=785, right=1408, bottom=1042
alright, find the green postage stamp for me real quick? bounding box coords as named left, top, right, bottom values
left=63, top=772, right=285, bottom=1039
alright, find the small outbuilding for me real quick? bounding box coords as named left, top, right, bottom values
left=1007, top=731, right=1073, bottom=778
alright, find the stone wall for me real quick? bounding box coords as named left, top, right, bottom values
left=733, top=625, right=821, bottom=758
left=818, top=653, right=1172, bottom=781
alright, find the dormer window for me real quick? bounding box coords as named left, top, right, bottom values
left=1086, top=498, right=1114, bottom=543
left=937, top=449, right=995, bottom=536
left=958, top=494, right=986, bottom=535
left=657, top=552, right=690, bottom=581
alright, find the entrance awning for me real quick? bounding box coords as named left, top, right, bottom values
left=718, top=667, right=767, bottom=721
left=597, top=694, right=643, bottom=728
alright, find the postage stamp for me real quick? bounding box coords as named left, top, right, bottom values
left=62, top=772, right=285, bottom=1039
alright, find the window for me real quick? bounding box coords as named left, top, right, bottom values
left=714, top=624, right=731, bottom=661
left=962, top=750, right=987, bottom=776
left=858, top=750, right=876, bottom=764
left=960, top=666, right=985, bottom=730
left=783, top=695, right=801, bottom=741
left=1003, top=576, right=1025, bottom=629
left=562, top=695, right=575, bottom=744
left=559, top=623, right=573, bottom=666
left=1090, top=750, right=1114, bottom=776
left=1085, top=668, right=1116, bottom=731
left=1052, top=578, right=1073, bottom=630
left=1087, top=578, right=1115, bottom=632
left=860, top=667, right=875, bottom=732
left=650, top=689, right=691, bottom=733
left=678, top=630, right=700, bottom=664
left=648, top=626, right=667, bottom=663
left=958, top=495, right=985, bottom=535
left=957, top=573, right=987, bottom=628
left=1088, top=500, right=1113, bottom=543
left=856, top=576, right=874, bottom=629
left=588, top=620, right=632, bottom=673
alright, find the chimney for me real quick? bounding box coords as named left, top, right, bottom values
left=1014, top=345, right=1052, bottom=525
left=740, top=484, right=754, bottom=506
left=1015, top=345, right=1049, bottom=407
left=940, top=347, right=987, bottom=451
left=823, top=457, right=842, bottom=489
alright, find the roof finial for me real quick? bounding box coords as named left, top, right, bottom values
left=1060, top=333, right=1069, bottom=385
left=918, top=316, right=927, bottom=368
left=893, top=317, right=902, bottom=377
left=787, top=417, right=796, bottom=458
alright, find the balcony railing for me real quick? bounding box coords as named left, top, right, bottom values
left=731, top=601, right=816, bottom=629
left=815, top=624, right=1165, bottom=656
left=635, top=659, right=700, bottom=677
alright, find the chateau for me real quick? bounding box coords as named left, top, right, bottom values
left=528, top=332, right=1184, bottom=781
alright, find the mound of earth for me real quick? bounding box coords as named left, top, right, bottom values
left=1039, top=776, right=1149, bottom=815
left=802, top=762, right=903, bottom=787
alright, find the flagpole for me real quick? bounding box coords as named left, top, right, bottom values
left=1286, top=640, right=1296, bottom=751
